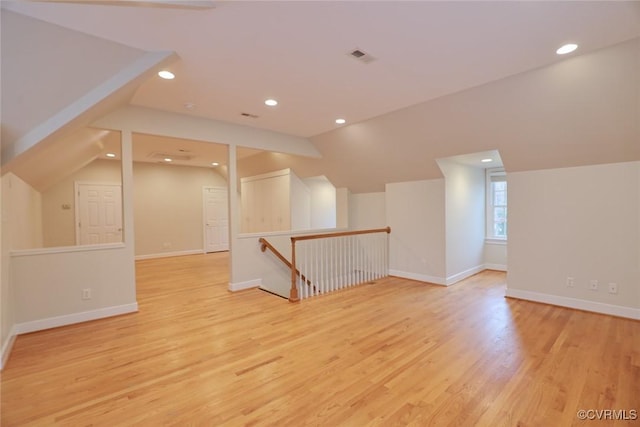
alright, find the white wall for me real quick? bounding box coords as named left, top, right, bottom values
left=349, top=192, right=386, bottom=230
left=0, top=176, right=14, bottom=369
left=386, top=179, right=446, bottom=283
left=303, top=176, right=337, bottom=230
left=484, top=242, right=507, bottom=271
left=438, top=160, right=486, bottom=283
left=2, top=174, right=43, bottom=250
left=1, top=132, right=138, bottom=355
left=42, top=159, right=121, bottom=248
left=42, top=159, right=228, bottom=257
left=1, top=11, right=144, bottom=147
left=507, top=162, right=640, bottom=319
left=1, top=173, right=45, bottom=365
left=290, top=172, right=311, bottom=231
left=133, top=162, right=228, bottom=257
left=11, top=245, right=137, bottom=331
left=230, top=232, right=295, bottom=297
left=336, top=188, right=349, bottom=229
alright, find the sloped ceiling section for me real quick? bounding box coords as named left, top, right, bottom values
left=0, top=10, right=177, bottom=186
left=308, top=38, right=640, bottom=193
left=235, top=39, right=639, bottom=194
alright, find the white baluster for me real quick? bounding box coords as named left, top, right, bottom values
left=303, top=240, right=308, bottom=299
left=312, top=240, right=316, bottom=296
left=318, top=239, right=326, bottom=294
left=340, top=236, right=347, bottom=288
left=332, top=237, right=336, bottom=291
left=377, top=234, right=380, bottom=279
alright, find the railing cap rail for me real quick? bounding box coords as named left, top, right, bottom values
left=290, top=226, right=391, bottom=243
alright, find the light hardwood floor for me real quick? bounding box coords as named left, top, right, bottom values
left=1, top=253, right=638, bottom=426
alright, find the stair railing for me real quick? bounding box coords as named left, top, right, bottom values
left=260, top=227, right=391, bottom=302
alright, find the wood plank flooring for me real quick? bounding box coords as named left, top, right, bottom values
left=1, top=253, right=638, bottom=426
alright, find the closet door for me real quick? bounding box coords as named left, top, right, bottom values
left=263, top=174, right=290, bottom=231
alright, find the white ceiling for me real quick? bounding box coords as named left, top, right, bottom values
left=100, top=131, right=263, bottom=167
left=5, top=1, right=640, bottom=138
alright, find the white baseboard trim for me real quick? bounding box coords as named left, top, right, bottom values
left=14, top=303, right=139, bottom=335
left=388, top=269, right=445, bottom=285
left=445, top=265, right=485, bottom=285
left=1, top=325, right=18, bottom=371
left=484, top=263, right=507, bottom=272
left=135, top=250, right=203, bottom=260
left=505, top=289, right=640, bottom=320
left=228, top=279, right=262, bottom=292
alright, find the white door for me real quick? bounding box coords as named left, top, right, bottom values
left=76, top=183, right=123, bottom=245
left=204, top=187, right=229, bottom=252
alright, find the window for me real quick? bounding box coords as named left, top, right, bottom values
left=487, top=169, right=507, bottom=240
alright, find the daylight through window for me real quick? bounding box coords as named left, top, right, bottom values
left=487, top=169, right=507, bottom=239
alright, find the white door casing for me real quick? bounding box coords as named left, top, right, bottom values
left=203, top=186, right=229, bottom=253
left=75, top=182, right=123, bottom=245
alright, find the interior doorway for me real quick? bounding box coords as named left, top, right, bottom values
left=203, top=186, right=229, bottom=253
left=75, top=182, right=123, bottom=245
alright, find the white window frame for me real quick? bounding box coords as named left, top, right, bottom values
left=486, top=168, right=507, bottom=242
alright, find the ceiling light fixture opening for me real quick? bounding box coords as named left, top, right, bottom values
left=264, top=99, right=278, bottom=107
left=164, top=158, right=173, bottom=162
left=158, top=70, right=175, bottom=79
left=106, top=153, right=116, bottom=158
left=481, top=158, right=493, bottom=163
left=211, top=162, right=219, bottom=166
left=335, top=118, right=346, bottom=125
left=556, top=43, right=578, bottom=55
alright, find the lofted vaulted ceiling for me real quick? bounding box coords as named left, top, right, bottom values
left=1, top=1, right=639, bottom=193
left=3, top=1, right=639, bottom=138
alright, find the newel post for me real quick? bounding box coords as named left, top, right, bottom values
left=289, top=238, right=300, bottom=302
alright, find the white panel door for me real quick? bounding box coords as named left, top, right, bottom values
left=76, top=183, right=122, bottom=245
left=204, top=186, right=229, bottom=252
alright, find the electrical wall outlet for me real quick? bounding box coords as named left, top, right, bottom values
left=589, top=280, right=598, bottom=291
left=82, top=288, right=92, bottom=300
left=566, top=277, right=575, bottom=287
left=608, top=283, right=618, bottom=294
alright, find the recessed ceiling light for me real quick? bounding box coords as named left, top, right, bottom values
left=106, top=153, right=116, bottom=158
left=158, top=70, right=175, bottom=79
left=335, top=118, right=346, bottom=125
left=184, top=102, right=196, bottom=110
left=556, top=43, right=578, bottom=55
left=264, top=99, right=278, bottom=107
left=481, top=158, right=493, bottom=163
left=164, top=158, right=173, bottom=162
left=211, top=162, right=219, bottom=166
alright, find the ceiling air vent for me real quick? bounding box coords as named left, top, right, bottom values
left=348, top=48, right=376, bottom=64
left=241, top=112, right=259, bottom=119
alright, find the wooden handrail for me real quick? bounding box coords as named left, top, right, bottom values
left=290, top=227, right=391, bottom=302
left=259, top=238, right=291, bottom=269
left=259, top=238, right=313, bottom=298
left=261, top=227, right=391, bottom=303
left=290, top=226, right=391, bottom=243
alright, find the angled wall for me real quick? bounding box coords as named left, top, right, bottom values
left=438, top=160, right=486, bottom=284
left=386, top=179, right=446, bottom=283
left=507, top=162, right=640, bottom=319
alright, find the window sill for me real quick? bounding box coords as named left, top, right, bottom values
left=485, top=238, right=507, bottom=246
